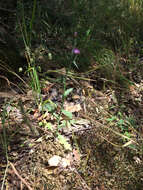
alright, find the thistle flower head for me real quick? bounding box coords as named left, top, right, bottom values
left=74, top=32, right=77, bottom=37
left=72, top=48, right=80, bottom=54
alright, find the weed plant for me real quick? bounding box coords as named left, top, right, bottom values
left=16, top=0, right=143, bottom=74
left=0, top=0, right=143, bottom=188
left=15, top=0, right=143, bottom=143
left=16, top=0, right=143, bottom=140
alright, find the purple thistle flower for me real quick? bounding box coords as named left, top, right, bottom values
left=74, top=32, right=78, bottom=37
left=72, top=48, right=80, bottom=54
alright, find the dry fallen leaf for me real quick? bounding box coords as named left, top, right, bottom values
left=72, top=149, right=81, bottom=163
left=72, top=94, right=80, bottom=100
left=64, top=102, right=82, bottom=113
left=74, top=119, right=90, bottom=125
left=48, top=155, right=62, bottom=167
left=48, top=155, right=71, bottom=168
left=60, top=158, right=71, bottom=168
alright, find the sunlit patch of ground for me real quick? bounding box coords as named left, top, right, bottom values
left=0, top=77, right=143, bottom=189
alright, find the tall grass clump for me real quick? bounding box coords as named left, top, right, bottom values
left=17, top=0, right=42, bottom=104
left=44, top=0, right=143, bottom=70
left=16, top=0, right=143, bottom=86
left=67, top=0, right=143, bottom=86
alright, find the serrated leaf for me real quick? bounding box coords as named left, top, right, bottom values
left=39, top=121, right=43, bottom=126
left=124, top=131, right=131, bottom=138
left=106, top=116, right=117, bottom=122
left=64, top=88, right=73, bottom=97
left=45, top=122, right=53, bottom=130
left=58, top=134, right=72, bottom=150
left=42, top=100, right=57, bottom=112
left=62, top=109, right=72, bottom=120
left=118, top=119, right=124, bottom=125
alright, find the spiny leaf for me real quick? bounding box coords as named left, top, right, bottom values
left=58, top=134, right=72, bottom=151
left=64, top=88, right=73, bottom=97
left=62, top=109, right=73, bottom=120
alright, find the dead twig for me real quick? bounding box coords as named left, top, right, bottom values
left=9, top=162, right=33, bottom=190
left=73, top=168, right=92, bottom=190
left=18, top=99, right=39, bottom=136
left=0, top=75, right=10, bottom=87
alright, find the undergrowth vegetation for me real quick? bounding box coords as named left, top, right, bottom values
left=0, top=0, right=143, bottom=189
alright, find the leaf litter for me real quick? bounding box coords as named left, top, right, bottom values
left=0, top=75, right=143, bottom=190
